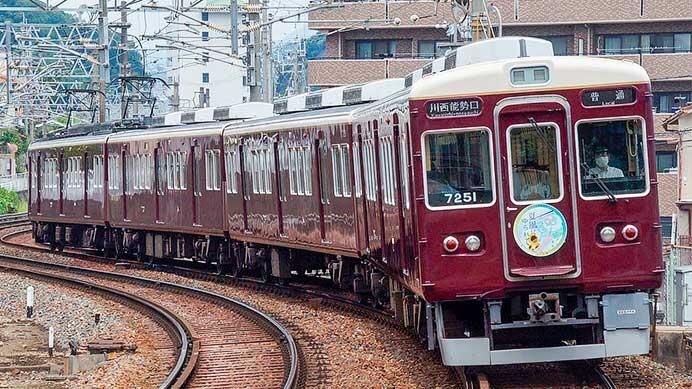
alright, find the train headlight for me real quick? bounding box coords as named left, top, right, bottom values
left=443, top=236, right=459, bottom=253
left=465, top=235, right=481, bottom=252
left=599, top=226, right=616, bottom=243
left=622, top=225, right=639, bottom=241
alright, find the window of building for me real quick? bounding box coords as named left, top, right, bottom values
left=202, top=73, right=209, bottom=83
left=202, top=52, right=209, bottom=63
left=656, top=150, right=677, bottom=173
left=205, top=149, right=221, bottom=191
left=539, top=36, right=572, bottom=56
left=418, top=40, right=447, bottom=59
left=654, top=91, right=691, bottom=113
left=355, top=40, right=396, bottom=59
left=202, top=31, right=209, bottom=41
left=201, top=11, right=209, bottom=21
left=661, top=216, right=673, bottom=241
left=599, top=32, right=692, bottom=54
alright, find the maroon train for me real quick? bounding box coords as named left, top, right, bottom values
left=28, top=38, right=663, bottom=366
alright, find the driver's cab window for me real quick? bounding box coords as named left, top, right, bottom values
left=424, top=129, right=493, bottom=208
left=577, top=118, right=647, bottom=197
left=508, top=123, right=562, bottom=203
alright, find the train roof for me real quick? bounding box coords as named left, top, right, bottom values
left=223, top=103, right=368, bottom=135
left=409, top=55, right=650, bottom=101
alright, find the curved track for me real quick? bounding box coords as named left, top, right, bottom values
left=0, top=254, right=192, bottom=388
left=0, top=215, right=300, bottom=389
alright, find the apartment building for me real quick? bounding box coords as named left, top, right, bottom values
left=307, top=0, right=692, bottom=239
left=165, top=0, right=249, bottom=110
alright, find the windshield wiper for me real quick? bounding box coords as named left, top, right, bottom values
left=528, top=117, right=556, bottom=152
left=581, top=162, right=617, bottom=204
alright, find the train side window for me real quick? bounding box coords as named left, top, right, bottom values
left=341, top=144, right=351, bottom=197
left=423, top=129, right=494, bottom=209
left=166, top=153, right=174, bottom=190
left=576, top=118, right=647, bottom=198
left=205, top=149, right=221, bottom=191
left=400, top=129, right=410, bottom=209
left=331, top=144, right=343, bottom=197
left=225, top=148, right=239, bottom=194
left=263, top=148, right=272, bottom=194
left=156, top=151, right=165, bottom=194
left=108, top=155, right=120, bottom=190
left=296, top=146, right=305, bottom=195
left=288, top=147, right=297, bottom=195
left=303, top=145, right=312, bottom=195
left=352, top=142, right=362, bottom=198
left=180, top=152, right=188, bottom=190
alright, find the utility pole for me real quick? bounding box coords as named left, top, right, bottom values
left=231, top=0, right=238, bottom=55
left=97, top=0, right=110, bottom=123
left=261, top=0, right=272, bottom=102
left=119, top=0, right=129, bottom=118
left=172, top=81, right=179, bottom=111
left=248, top=0, right=262, bottom=102
left=4, top=22, right=11, bottom=106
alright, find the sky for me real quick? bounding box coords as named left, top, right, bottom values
left=57, top=0, right=312, bottom=42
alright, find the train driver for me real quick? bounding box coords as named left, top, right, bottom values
left=588, top=148, right=624, bottom=179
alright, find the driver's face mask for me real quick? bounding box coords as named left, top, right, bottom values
left=595, top=156, right=609, bottom=169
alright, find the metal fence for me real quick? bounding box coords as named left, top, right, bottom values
left=663, top=245, right=692, bottom=324
left=0, top=173, right=28, bottom=192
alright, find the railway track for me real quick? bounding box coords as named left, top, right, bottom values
left=458, top=360, right=617, bottom=389
left=0, top=221, right=301, bottom=388
left=0, top=214, right=616, bottom=388
left=0, top=255, right=192, bottom=388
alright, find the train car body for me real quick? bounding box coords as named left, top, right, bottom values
left=28, top=37, right=663, bottom=367
left=406, top=55, right=662, bottom=365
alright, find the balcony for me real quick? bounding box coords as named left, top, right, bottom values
left=308, top=1, right=453, bottom=30
left=307, top=58, right=430, bottom=87
left=593, top=52, right=692, bottom=81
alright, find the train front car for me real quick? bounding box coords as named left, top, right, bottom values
left=410, top=53, right=663, bottom=365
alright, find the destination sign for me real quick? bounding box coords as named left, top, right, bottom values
left=582, top=88, right=635, bottom=107
left=426, top=98, right=482, bottom=118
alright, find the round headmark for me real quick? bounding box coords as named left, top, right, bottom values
left=512, top=204, right=568, bottom=257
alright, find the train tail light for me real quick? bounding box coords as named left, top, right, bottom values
left=599, top=226, right=616, bottom=243
left=465, top=235, right=481, bottom=252
left=443, top=236, right=459, bottom=253
left=622, top=225, right=639, bottom=241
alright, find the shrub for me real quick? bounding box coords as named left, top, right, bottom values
left=0, top=187, right=20, bottom=214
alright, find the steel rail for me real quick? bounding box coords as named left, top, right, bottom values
left=593, top=364, right=617, bottom=389
left=0, top=257, right=192, bottom=389
left=0, top=251, right=300, bottom=389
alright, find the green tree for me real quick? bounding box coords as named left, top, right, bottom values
left=0, top=187, right=20, bottom=214
left=0, top=0, right=75, bottom=24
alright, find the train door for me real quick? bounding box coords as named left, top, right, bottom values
left=316, top=136, right=327, bottom=242
left=58, top=150, right=64, bottom=215
left=192, top=142, right=202, bottom=226
left=121, top=147, right=128, bottom=221
left=35, top=153, right=41, bottom=214
left=154, top=145, right=162, bottom=222
left=273, top=139, right=285, bottom=236
left=496, top=98, right=580, bottom=280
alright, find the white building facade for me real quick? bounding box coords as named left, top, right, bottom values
left=166, top=0, right=249, bottom=110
